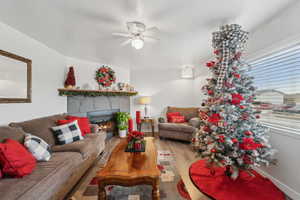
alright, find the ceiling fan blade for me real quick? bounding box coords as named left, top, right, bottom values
left=112, top=32, right=131, bottom=37
left=146, top=26, right=159, bottom=32
left=121, top=39, right=131, bottom=46
left=144, top=35, right=160, bottom=41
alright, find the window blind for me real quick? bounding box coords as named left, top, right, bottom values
left=248, top=44, right=300, bottom=126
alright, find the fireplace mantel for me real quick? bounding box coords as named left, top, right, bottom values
left=58, top=88, right=138, bottom=97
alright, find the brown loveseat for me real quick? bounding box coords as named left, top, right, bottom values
left=0, top=114, right=106, bottom=200
left=158, top=106, right=201, bottom=142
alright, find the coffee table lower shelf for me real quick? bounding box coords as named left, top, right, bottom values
left=98, top=176, right=160, bottom=200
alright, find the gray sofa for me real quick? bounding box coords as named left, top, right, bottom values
left=0, top=114, right=106, bottom=200
left=158, top=106, right=201, bottom=142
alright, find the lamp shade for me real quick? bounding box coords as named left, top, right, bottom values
left=138, top=96, right=151, bottom=105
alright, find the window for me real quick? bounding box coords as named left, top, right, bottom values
left=248, top=44, right=300, bottom=129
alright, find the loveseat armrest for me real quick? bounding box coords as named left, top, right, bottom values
left=188, top=117, right=201, bottom=128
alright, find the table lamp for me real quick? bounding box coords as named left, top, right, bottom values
left=138, top=96, right=151, bottom=118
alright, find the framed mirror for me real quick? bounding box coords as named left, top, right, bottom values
left=0, top=49, right=32, bottom=103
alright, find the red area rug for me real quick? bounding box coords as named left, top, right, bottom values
left=189, top=160, right=285, bottom=200
left=177, top=179, right=192, bottom=200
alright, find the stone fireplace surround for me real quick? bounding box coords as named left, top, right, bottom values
left=67, top=96, right=130, bottom=116
left=67, top=96, right=131, bottom=139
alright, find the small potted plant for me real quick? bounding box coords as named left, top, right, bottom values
left=116, top=112, right=130, bottom=138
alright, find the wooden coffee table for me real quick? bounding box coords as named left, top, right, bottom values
left=97, top=137, right=161, bottom=200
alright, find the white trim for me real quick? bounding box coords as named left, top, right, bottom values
left=254, top=167, right=300, bottom=200
left=261, top=122, right=300, bottom=140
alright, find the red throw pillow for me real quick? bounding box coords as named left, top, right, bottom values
left=0, top=139, right=36, bottom=178
left=167, top=112, right=181, bottom=122
left=169, top=115, right=185, bottom=123
left=66, top=116, right=91, bottom=135
left=57, top=117, right=91, bottom=136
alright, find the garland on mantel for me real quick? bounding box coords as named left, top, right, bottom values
left=58, top=89, right=138, bottom=97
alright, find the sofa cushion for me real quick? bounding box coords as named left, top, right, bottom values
left=9, top=114, right=66, bottom=146
left=52, top=132, right=105, bottom=159
left=159, top=123, right=195, bottom=133
left=24, top=134, right=52, bottom=161
left=167, top=106, right=199, bottom=121
left=0, top=126, right=26, bottom=143
left=0, top=139, right=36, bottom=178
left=0, top=152, right=83, bottom=200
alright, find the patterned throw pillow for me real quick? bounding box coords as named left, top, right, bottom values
left=24, top=134, right=51, bottom=161
left=51, top=120, right=83, bottom=145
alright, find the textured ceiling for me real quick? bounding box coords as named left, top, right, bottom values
left=0, top=0, right=296, bottom=69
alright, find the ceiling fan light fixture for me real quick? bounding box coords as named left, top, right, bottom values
left=131, top=38, right=144, bottom=49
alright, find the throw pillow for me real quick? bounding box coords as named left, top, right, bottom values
left=51, top=120, right=84, bottom=145
left=169, top=115, right=185, bottom=123
left=0, top=139, right=36, bottom=178
left=66, top=116, right=91, bottom=135
left=167, top=112, right=181, bottom=122
left=24, top=134, right=52, bottom=161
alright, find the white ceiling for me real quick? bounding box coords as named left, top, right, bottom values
left=0, top=0, right=296, bottom=69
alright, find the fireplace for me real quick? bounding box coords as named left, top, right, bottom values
left=87, top=109, right=120, bottom=139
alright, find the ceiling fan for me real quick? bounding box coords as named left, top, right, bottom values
left=112, top=21, right=159, bottom=49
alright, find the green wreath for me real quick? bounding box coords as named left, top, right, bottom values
left=95, top=65, right=116, bottom=87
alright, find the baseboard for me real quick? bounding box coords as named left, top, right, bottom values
left=255, top=167, right=300, bottom=200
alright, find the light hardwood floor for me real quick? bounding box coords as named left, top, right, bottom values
left=68, top=135, right=210, bottom=200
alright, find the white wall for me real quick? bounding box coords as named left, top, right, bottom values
left=130, top=68, right=207, bottom=130
left=65, top=57, right=130, bottom=90
left=0, top=22, right=67, bottom=125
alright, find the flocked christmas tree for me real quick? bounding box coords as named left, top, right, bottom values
left=192, top=24, right=276, bottom=179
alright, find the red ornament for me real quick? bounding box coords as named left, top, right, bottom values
left=239, top=105, right=245, bottom=109
left=231, top=138, right=238, bottom=143
left=214, top=50, right=220, bottom=55
left=231, top=93, right=244, bottom=105
left=207, top=90, right=214, bottom=95
left=203, top=126, right=211, bottom=132
left=244, top=130, right=253, bottom=136
left=233, top=73, right=241, bottom=78
left=218, top=135, right=225, bottom=143
left=256, top=115, right=260, bottom=119
left=206, top=61, right=216, bottom=68
left=211, top=148, right=217, bottom=153
left=64, top=66, right=76, bottom=87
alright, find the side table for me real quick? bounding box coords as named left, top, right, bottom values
left=137, top=118, right=155, bottom=137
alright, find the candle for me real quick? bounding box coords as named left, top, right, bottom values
left=136, top=111, right=141, bottom=124
left=128, top=118, right=133, bottom=133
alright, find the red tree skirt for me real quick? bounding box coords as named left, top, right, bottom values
left=189, top=160, right=285, bottom=200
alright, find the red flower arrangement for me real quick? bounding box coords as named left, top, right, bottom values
left=239, top=138, right=263, bottom=150
left=127, top=131, right=144, bottom=141
left=231, top=93, right=244, bottom=105
left=95, top=65, right=116, bottom=88
left=208, top=113, right=222, bottom=125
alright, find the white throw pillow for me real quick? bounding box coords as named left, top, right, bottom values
left=24, top=133, right=52, bottom=161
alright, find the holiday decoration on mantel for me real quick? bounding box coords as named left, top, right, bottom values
left=64, top=66, right=76, bottom=89
left=95, top=65, right=116, bottom=88
left=192, top=24, right=276, bottom=180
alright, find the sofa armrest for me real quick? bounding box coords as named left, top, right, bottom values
left=188, top=117, right=201, bottom=128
